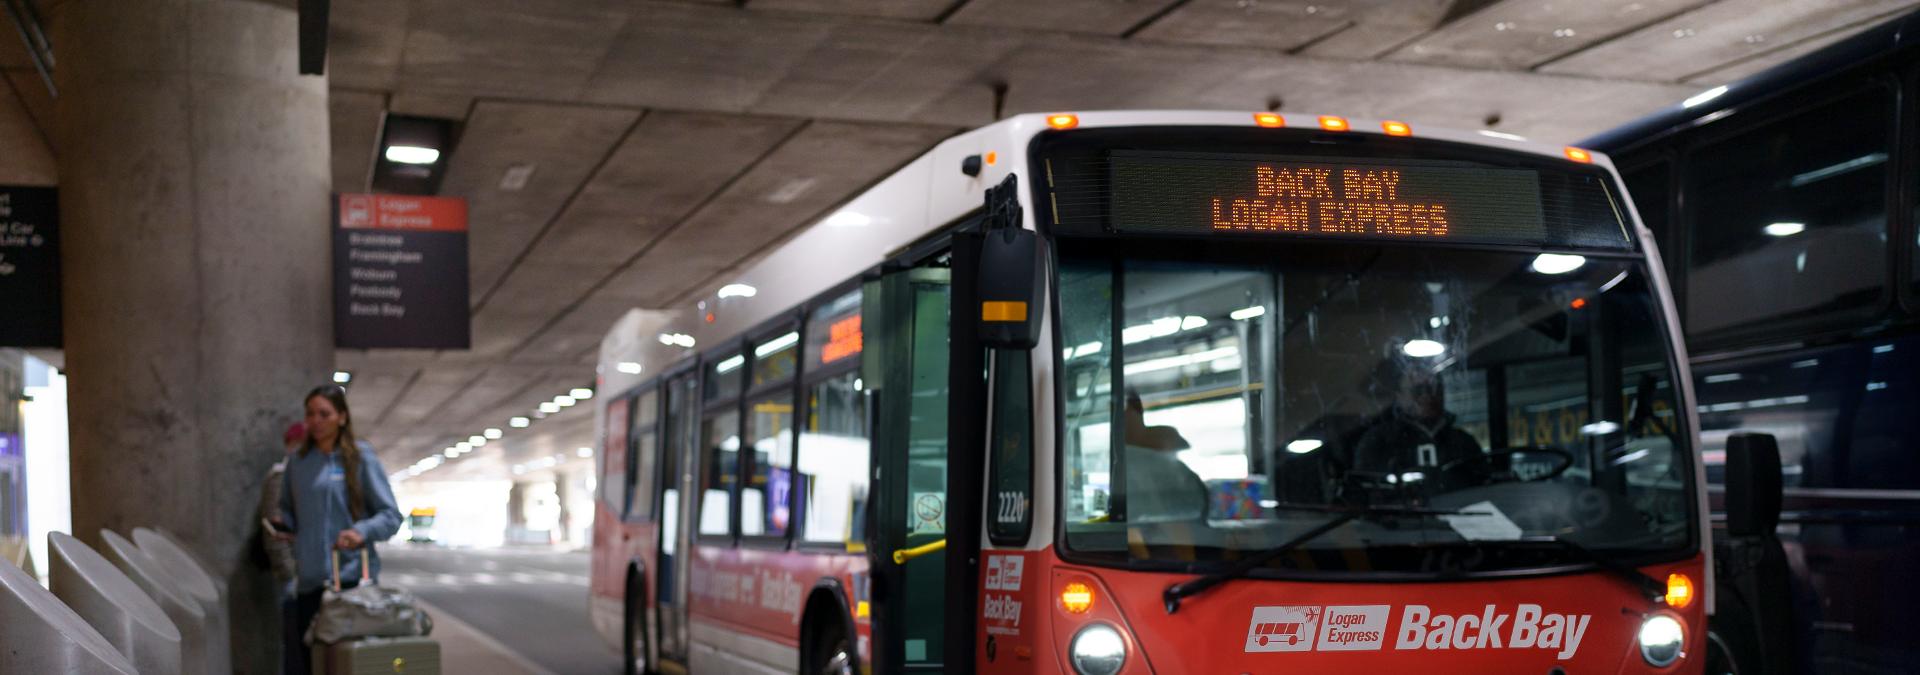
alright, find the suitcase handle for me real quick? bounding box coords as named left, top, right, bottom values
left=330, top=546, right=371, bottom=591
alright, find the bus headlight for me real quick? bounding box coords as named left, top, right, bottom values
left=1069, top=624, right=1126, bottom=675
left=1638, top=615, right=1684, bottom=667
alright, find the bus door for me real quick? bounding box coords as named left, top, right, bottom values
left=871, top=259, right=952, bottom=673
left=655, top=371, right=698, bottom=668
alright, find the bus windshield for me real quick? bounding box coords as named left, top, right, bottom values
left=1056, top=242, right=1694, bottom=575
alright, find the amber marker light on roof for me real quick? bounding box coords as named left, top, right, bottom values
left=1565, top=147, right=1594, bottom=163
left=1047, top=114, right=1080, bottom=129
left=1062, top=583, right=1094, bottom=614
left=1382, top=121, right=1412, bottom=136
left=1319, top=116, right=1350, bottom=132
left=1665, top=573, right=1695, bottom=609
left=985, top=152, right=998, bottom=165
left=1254, top=112, right=1285, bottom=128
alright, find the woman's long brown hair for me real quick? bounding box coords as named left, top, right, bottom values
left=303, top=385, right=366, bottom=521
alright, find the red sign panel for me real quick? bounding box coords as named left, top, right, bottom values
left=337, top=194, right=467, bottom=232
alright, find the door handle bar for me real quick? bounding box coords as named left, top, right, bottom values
left=892, top=539, right=946, bottom=564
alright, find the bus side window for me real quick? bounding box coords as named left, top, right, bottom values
left=988, top=349, right=1033, bottom=545
left=798, top=288, right=869, bottom=548
left=627, top=388, right=659, bottom=523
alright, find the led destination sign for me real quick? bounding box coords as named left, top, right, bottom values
left=1107, top=151, right=1622, bottom=248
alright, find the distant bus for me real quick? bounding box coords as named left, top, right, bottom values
left=1585, top=10, right=1920, bottom=675
left=591, top=110, right=1727, bottom=675
left=406, top=507, right=437, bottom=543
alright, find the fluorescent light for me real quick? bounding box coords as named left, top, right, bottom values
left=1704, top=373, right=1741, bottom=383
left=659, top=333, right=696, bottom=348
left=1402, top=340, right=1445, bottom=357
left=1683, top=85, right=1728, bottom=108
left=1789, top=153, right=1886, bottom=187
left=484, top=428, right=502, bottom=439
left=1530, top=253, right=1586, bottom=274
left=1230, top=306, right=1266, bottom=321
left=513, top=465, right=526, bottom=474
left=539, top=402, right=561, bottom=413
left=1580, top=421, right=1621, bottom=435
left=755, top=332, right=799, bottom=357
left=1764, top=222, right=1804, bottom=236
left=385, top=145, right=441, bottom=165
left=1287, top=439, right=1323, bottom=454
left=1477, top=130, right=1528, bottom=142
left=571, top=388, right=594, bottom=399
left=554, top=395, right=577, bottom=407
left=509, top=417, right=529, bottom=428
left=1180, top=316, right=1208, bottom=330
left=456, top=442, right=471, bottom=451
left=578, top=447, right=594, bottom=457
left=443, top=448, right=458, bottom=458
left=1398, top=471, right=1425, bottom=483
left=333, top=371, right=351, bottom=383
left=617, top=362, right=643, bottom=374
left=468, top=436, right=487, bottom=446
left=1068, top=341, right=1103, bottom=359
left=825, top=211, right=871, bottom=227
left=1121, top=317, right=1184, bottom=344
left=1122, top=346, right=1238, bottom=376
left=716, top=354, right=746, bottom=373
left=719, top=284, right=757, bottom=298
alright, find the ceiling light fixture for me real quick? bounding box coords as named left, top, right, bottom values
left=578, top=447, right=594, bottom=457
left=554, top=395, right=576, bottom=407
left=384, top=146, right=440, bottom=165
left=617, top=361, right=643, bottom=374
left=719, top=284, right=757, bottom=298
left=333, top=371, right=351, bottom=383
left=484, top=428, right=502, bottom=439
left=570, top=388, right=594, bottom=399
left=509, top=417, right=529, bottom=428
left=539, top=402, right=561, bottom=413
left=1765, top=222, right=1805, bottom=236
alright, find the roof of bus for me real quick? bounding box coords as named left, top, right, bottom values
left=595, top=110, right=1618, bottom=393
left=1581, top=8, right=1920, bottom=154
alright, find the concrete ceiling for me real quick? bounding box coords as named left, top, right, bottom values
left=4, top=0, right=1915, bottom=484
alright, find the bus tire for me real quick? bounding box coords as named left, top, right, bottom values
left=807, top=621, right=853, bottom=675
left=625, top=569, right=653, bottom=675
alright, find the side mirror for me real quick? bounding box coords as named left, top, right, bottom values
left=1723, top=432, right=1783, bottom=537
left=977, top=175, right=1042, bottom=350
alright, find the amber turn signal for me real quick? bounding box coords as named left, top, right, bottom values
left=1062, top=583, right=1094, bottom=614
left=1665, top=573, right=1694, bottom=609
left=1047, top=114, right=1080, bottom=130
left=1254, top=113, right=1286, bottom=128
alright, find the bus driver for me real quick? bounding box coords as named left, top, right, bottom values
left=1352, top=365, right=1490, bottom=494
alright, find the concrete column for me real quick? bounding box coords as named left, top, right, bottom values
left=554, top=472, right=572, bottom=544
left=49, top=1, right=333, bottom=672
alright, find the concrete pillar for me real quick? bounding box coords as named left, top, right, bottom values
left=49, top=1, right=333, bottom=672
left=554, top=472, right=572, bottom=543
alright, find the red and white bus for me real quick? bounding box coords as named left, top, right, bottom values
left=589, top=110, right=1757, bottom=675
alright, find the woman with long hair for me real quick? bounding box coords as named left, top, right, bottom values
left=273, top=384, right=401, bottom=673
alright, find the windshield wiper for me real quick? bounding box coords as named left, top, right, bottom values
left=1161, top=504, right=1463, bottom=614
left=1488, top=537, right=1665, bottom=602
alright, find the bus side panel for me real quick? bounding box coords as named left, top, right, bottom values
left=685, top=544, right=868, bottom=668
left=590, top=499, right=627, bottom=650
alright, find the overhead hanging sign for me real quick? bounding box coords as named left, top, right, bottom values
left=333, top=194, right=470, bottom=349
left=0, top=186, right=60, bottom=348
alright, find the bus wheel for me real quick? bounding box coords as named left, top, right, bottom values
left=625, top=578, right=651, bottom=675
left=810, top=622, right=853, bottom=675
left=1703, top=629, right=1741, bottom=675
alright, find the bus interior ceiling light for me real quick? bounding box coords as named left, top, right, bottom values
left=570, top=387, right=594, bottom=399
left=1765, top=222, right=1805, bottom=236
left=384, top=145, right=440, bottom=164
left=719, top=284, right=756, bottom=298
left=756, top=332, right=800, bottom=357
left=716, top=354, right=746, bottom=373
left=1403, top=339, right=1446, bottom=357
left=1684, top=85, right=1729, bottom=108
left=1531, top=253, right=1587, bottom=274
left=1318, top=116, right=1349, bottom=132
left=1048, top=113, right=1079, bottom=129
left=617, top=361, right=643, bottom=374
left=1069, top=624, right=1126, bottom=675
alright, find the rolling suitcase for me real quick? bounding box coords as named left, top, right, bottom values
left=312, top=635, right=440, bottom=675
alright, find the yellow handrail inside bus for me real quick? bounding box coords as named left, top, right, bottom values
left=892, top=539, right=946, bottom=564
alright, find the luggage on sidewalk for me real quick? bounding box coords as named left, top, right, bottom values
left=311, top=636, right=440, bottom=675
left=307, top=548, right=433, bottom=645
